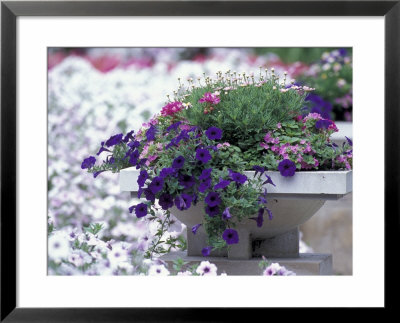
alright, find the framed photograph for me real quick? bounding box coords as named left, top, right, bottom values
left=1, top=0, right=398, bottom=320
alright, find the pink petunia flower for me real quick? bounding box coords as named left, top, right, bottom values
left=198, top=92, right=220, bottom=105
left=264, top=132, right=273, bottom=143
left=161, top=101, right=184, bottom=117
left=271, top=145, right=279, bottom=152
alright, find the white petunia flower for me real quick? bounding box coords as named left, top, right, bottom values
left=263, top=263, right=296, bottom=276
left=48, top=232, right=70, bottom=261
left=148, top=264, right=170, bottom=276
left=196, top=261, right=218, bottom=276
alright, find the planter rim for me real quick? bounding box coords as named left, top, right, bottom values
left=119, top=167, right=352, bottom=199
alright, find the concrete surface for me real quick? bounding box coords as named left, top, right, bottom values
left=161, top=251, right=333, bottom=276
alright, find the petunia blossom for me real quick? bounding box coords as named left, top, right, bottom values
left=195, top=148, right=212, bottom=164
left=198, top=92, right=220, bottom=105
left=278, top=159, right=296, bottom=177
left=81, top=156, right=96, bottom=169
left=222, top=228, right=239, bottom=245
left=205, top=127, right=223, bottom=140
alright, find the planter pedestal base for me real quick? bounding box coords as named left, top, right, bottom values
left=160, top=251, right=333, bottom=276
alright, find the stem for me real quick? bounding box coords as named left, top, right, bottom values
left=148, top=211, right=170, bottom=259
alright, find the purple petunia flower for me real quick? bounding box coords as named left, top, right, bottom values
left=81, top=156, right=96, bottom=169
left=191, top=224, right=202, bottom=235
left=165, top=138, right=177, bottom=150
left=159, top=167, right=175, bottom=178
left=192, top=194, right=198, bottom=205
left=136, top=158, right=147, bottom=169
left=259, top=195, right=267, bottom=205
left=195, top=148, right=212, bottom=164
left=222, top=207, right=232, bottom=220
left=146, top=125, right=157, bottom=142
left=127, top=140, right=140, bottom=149
left=205, top=192, right=221, bottom=207
left=205, top=127, right=223, bottom=140
left=339, top=48, right=347, bottom=56
left=345, top=136, right=353, bottom=146
left=93, top=170, right=106, bottom=178
left=129, top=150, right=140, bottom=166
left=214, top=178, right=231, bottom=190
left=174, top=194, right=193, bottom=211
left=143, top=188, right=155, bottom=202
left=230, top=171, right=248, bottom=184
left=222, top=228, right=239, bottom=245
left=123, top=130, right=135, bottom=143
left=305, top=93, right=332, bottom=120
left=175, top=130, right=190, bottom=144
left=266, top=208, right=273, bottom=220
left=253, top=165, right=266, bottom=176
left=278, top=159, right=297, bottom=177
left=149, top=176, right=164, bottom=194
left=315, top=119, right=332, bottom=130
left=137, top=170, right=148, bottom=188
left=166, top=121, right=182, bottom=132
left=199, top=168, right=212, bottom=180
left=105, top=156, right=115, bottom=165
left=262, top=173, right=276, bottom=186
left=202, top=246, right=212, bottom=257
left=105, top=133, right=123, bottom=147
left=205, top=205, right=220, bottom=217
left=96, top=142, right=111, bottom=156
left=178, top=174, right=196, bottom=189
left=131, top=203, right=148, bottom=218
left=158, top=193, right=174, bottom=210
left=251, top=209, right=264, bottom=227
left=172, top=155, right=185, bottom=169
left=198, top=178, right=212, bottom=193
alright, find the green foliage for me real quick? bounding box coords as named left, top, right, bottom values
left=180, top=72, right=308, bottom=152
left=258, top=256, right=270, bottom=270
left=144, top=211, right=187, bottom=259
left=83, top=223, right=104, bottom=235
left=254, top=47, right=345, bottom=64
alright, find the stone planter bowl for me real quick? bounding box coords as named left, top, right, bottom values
left=120, top=168, right=352, bottom=260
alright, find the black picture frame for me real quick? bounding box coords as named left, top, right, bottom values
left=1, top=0, right=398, bottom=320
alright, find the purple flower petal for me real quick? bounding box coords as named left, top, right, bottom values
left=205, top=192, right=221, bottom=207
left=262, top=173, right=276, bottom=186
left=202, top=246, right=212, bottom=257
left=277, top=159, right=296, bottom=177
left=195, top=148, right=212, bottom=164
left=222, top=207, right=232, bottom=220
left=222, top=228, right=239, bottom=245
left=81, top=156, right=96, bottom=169
left=214, top=178, right=231, bottom=190
left=205, top=127, right=222, bottom=140
left=191, top=224, right=201, bottom=235
left=149, top=176, right=164, bottom=194
left=172, top=155, right=185, bottom=169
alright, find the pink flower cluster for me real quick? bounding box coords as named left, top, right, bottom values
left=303, top=112, right=338, bottom=132
left=260, top=130, right=319, bottom=170
left=216, top=142, right=231, bottom=150
left=198, top=92, right=220, bottom=105
left=336, top=152, right=352, bottom=170
left=161, top=101, right=184, bottom=117
left=139, top=141, right=164, bottom=166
